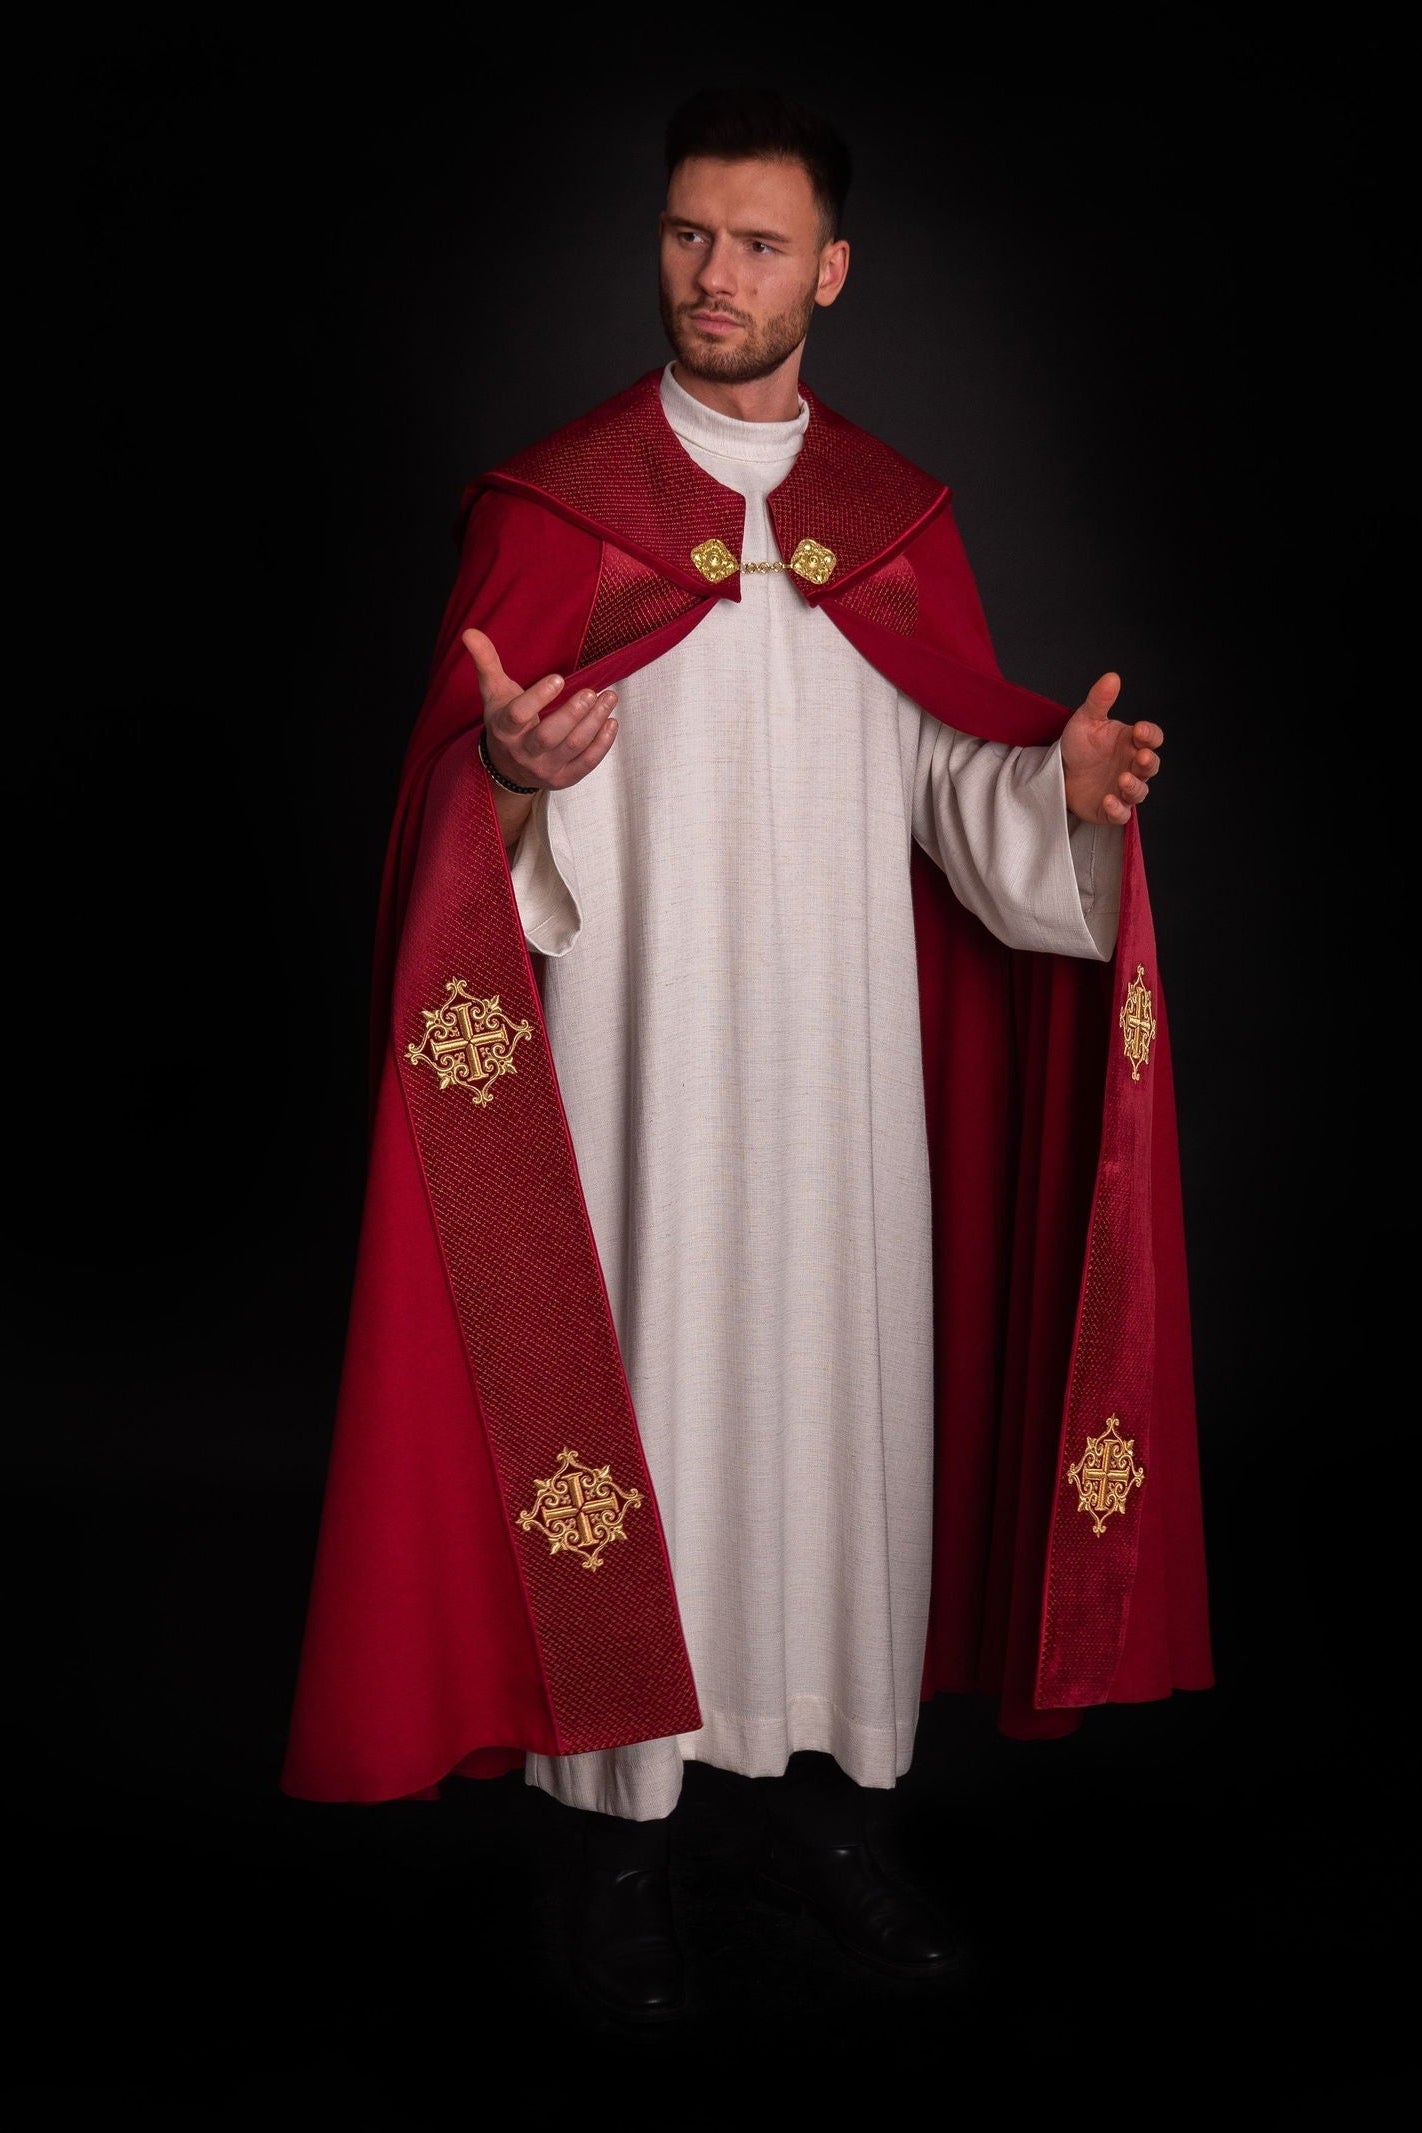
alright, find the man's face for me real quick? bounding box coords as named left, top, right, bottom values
left=659, top=156, right=847, bottom=387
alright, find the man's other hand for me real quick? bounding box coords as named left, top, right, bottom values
left=1060, top=672, right=1162, bottom=827
left=463, top=629, right=620, bottom=791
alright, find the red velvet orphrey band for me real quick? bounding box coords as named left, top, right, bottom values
left=281, top=370, right=1212, bottom=1805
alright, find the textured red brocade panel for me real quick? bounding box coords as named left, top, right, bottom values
left=394, top=734, right=700, bottom=1756
left=1108, top=996, right=1213, bottom=1702
left=1036, top=827, right=1156, bottom=1702
left=1034, top=825, right=1210, bottom=1707
left=913, top=823, right=1212, bottom=1728
left=769, top=396, right=943, bottom=589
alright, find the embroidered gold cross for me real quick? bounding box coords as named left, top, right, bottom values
left=1119, top=965, right=1157, bottom=1082
left=1067, top=1414, right=1146, bottom=1536
left=405, top=978, right=532, bottom=1108
left=518, top=1449, right=643, bottom=1572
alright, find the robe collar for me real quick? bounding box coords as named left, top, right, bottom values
left=480, top=368, right=948, bottom=603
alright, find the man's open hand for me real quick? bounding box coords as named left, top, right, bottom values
left=1060, top=673, right=1162, bottom=827
left=464, top=628, right=619, bottom=791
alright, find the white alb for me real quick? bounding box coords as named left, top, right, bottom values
left=511, top=365, right=1120, bottom=1820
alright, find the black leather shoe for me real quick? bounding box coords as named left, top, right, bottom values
left=759, top=1828, right=962, bottom=1979
left=572, top=1856, right=686, bottom=2019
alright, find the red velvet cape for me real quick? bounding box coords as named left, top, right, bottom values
left=281, top=370, right=1212, bottom=1804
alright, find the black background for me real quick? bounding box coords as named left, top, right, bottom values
left=11, top=17, right=1403, bottom=2117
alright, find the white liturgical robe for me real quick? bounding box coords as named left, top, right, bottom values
left=511, top=365, right=1121, bottom=1821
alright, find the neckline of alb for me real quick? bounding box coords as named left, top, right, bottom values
left=660, top=362, right=808, bottom=464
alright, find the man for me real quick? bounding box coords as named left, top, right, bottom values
left=281, top=87, right=1212, bottom=2018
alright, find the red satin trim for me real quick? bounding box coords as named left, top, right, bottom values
left=577, top=543, right=704, bottom=669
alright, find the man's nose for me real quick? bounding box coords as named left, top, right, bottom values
left=694, top=236, right=737, bottom=298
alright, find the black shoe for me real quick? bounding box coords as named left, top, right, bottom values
left=571, top=1816, right=686, bottom=2020
left=759, top=1827, right=962, bottom=1979
left=755, top=1755, right=965, bottom=1982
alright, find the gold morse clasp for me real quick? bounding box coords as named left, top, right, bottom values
left=787, top=537, right=837, bottom=585
left=690, top=538, right=739, bottom=584
left=690, top=536, right=838, bottom=586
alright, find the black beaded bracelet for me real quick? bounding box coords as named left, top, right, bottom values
left=478, top=728, right=540, bottom=796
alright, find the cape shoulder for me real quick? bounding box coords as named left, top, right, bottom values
left=465, top=368, right=951, bottom=599
left=439, top=373, right=1060, bottom=750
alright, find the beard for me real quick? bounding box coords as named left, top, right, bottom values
left=659, top=273, right=819, bottom=385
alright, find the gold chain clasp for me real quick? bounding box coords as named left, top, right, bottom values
left=691, top=536, right=837, bottom=586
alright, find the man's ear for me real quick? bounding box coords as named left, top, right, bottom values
left=816, top=239, right=850, bottom=309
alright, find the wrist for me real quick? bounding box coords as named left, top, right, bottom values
left=492, top=781, right=536, bottom=853
left=479, top=726, right=540, bottom=796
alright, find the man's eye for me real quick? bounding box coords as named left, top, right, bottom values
left=677, top=229, right=705, bottom=245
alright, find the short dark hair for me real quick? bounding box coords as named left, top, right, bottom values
left=664, top=86, right=852, bottom=242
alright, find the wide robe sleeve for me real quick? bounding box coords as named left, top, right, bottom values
left=507, top=792, right=583, bottom=957
left=908, top=716, right=1122, bottom=961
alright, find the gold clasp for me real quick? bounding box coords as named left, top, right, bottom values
left=690, top=537, right=739, bottom=584
left=690, top=536, right=837, bottom=585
